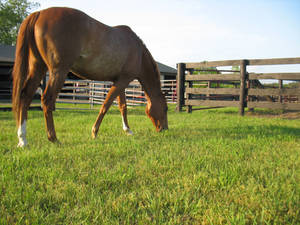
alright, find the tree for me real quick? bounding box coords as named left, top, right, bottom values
left=0, top=0, right=39, bottom=45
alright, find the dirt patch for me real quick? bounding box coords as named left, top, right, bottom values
left=278, top=112, right=300, bottom=120
left=246, top=111, right=300, bottom=120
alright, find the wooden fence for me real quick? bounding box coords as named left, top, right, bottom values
left=56, top=79, right=177, bottom=108
left=176, top=57, right=300, bottom=114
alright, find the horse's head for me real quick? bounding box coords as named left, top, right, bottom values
left=145, top=96, right=168, bottom=132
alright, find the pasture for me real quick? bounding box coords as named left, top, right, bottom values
left=0, top=105, right=299, bottom=224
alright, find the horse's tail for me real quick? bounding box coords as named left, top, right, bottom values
left=12, top=11, right=40, bottom=125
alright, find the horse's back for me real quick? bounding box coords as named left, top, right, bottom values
left=33, top=7, right=143, bottom=80
left=36, top=7, right=102, bottom=35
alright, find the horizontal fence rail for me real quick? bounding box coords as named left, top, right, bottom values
left=0, top=81, right=12, bottom=103
left=0, top=79, right=176, bottom=110
left=56, top=79, right=177, bottom=108
left=177, top=57, right=300, bottom=114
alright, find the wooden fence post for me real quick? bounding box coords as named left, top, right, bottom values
left=176, top=63, right=186, bottom=112
left=239, top=60, right=248, bottom=116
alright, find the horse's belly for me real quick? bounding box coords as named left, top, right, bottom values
left=71, top=53, right=125, bottom=81
left=70, top=28, right=139, bottom=81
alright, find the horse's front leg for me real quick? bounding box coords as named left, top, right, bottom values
left=92, top=80, right=129, bottom=139
left=117, top=91, right=133, bottom=135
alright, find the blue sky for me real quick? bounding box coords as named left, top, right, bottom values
left=37, top=0, right=300, bottom=71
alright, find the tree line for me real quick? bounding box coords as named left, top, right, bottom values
left=0, top=0, right=40, bottom=45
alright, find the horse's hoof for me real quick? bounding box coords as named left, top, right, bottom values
left=91, top=127, right=98, bottom=139
left=48, top=137, right=61, bottom=146
left=17, top=141, right=27, bottom=148
left=124, top=128, right=134, bottom=136
left=53, top=139, right=62, bottom=146
left=92, top=133, right=97, bottom=139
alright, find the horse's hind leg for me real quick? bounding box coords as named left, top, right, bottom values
left=17, top=60, right=47, bottom=147
left=117, top=91, right=133, bottom=135
left=41, top=68, right=68, bottom=143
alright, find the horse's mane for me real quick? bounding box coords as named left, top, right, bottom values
left=114, top=25, right=161, bottom=82
left=134, top=33, right=161, bottom=82
left=142, top=41, right=161, bottom=80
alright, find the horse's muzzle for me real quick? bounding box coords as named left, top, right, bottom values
left=157, top=125, right=168, bottom=132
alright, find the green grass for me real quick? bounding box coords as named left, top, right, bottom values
left=0, top=105, right=299, bottom=224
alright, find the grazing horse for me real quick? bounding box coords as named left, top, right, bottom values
left=12, top=7, right=168, bottom=147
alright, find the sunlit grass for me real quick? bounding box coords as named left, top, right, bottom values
left=0, top=105, right=299, bottom=224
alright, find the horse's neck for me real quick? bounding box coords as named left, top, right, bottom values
left=139, top=52, right=163, bottom=99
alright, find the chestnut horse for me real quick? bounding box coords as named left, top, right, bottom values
left=12, top=7, right=168, bottom=147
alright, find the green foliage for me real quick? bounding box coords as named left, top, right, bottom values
left=0, top=105, right=299, bottom=224
left=263, top=81, right=300, bottom=89
left=192, top=67, right=219, bottom=75
left=0, top=0, right=40, bottom=45
left=232, top=65, right=240, bottom=73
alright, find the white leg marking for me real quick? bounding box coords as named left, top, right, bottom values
left=17, top=120, right=27, bottom=147
left=122, top=117, right=133, bottom=135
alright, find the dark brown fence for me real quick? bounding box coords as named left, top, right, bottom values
left=176, top=57, right=300, bottom=115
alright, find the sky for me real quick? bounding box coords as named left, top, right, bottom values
left=36, top=0, right=300, bottom=72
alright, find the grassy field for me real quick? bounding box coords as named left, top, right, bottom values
left=0, top=104, right=299, bottom=224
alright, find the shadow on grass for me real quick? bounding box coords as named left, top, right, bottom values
left=176, top=124, right=300, bottom=141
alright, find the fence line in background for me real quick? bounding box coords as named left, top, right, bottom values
left=176, top=57, right=300, bottom=114
left=56, top=79, right=177, bottom=108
